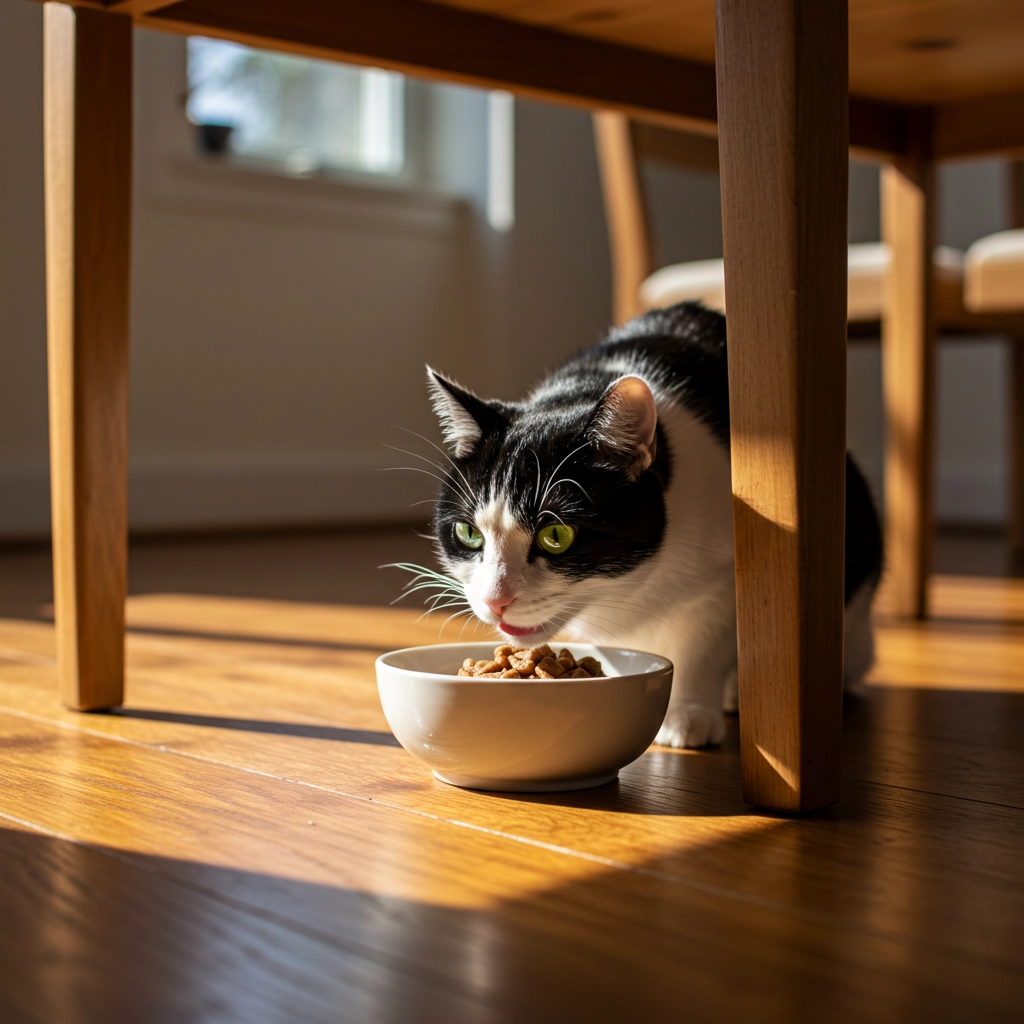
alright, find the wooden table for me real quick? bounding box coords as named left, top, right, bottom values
left=32, top=0, right=1024, bottom=811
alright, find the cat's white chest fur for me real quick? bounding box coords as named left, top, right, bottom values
left=561, top=399, right=739, bottom=747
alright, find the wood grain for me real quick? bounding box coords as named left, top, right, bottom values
left=32, top=0, right=1024, bottom=160
left=880, top=141, right=937, bottom=620
left=1, top=586, right=1023, bottom=1019
left=2, top=567, right=1024, bottom=1019
left=43, top=3, right=132, bottom=710
left=592, top=112, right=652, bottom=325
left=330, top=0, right=1024, bottom=106
left=716, top=0, right=848, bottom=811
left=632, top=120, right=720, bottom=174
left=144, top=0, right=721, bottom=136
left=1010, top=163, right=1024, bottom=565
left=933, top=89, right=1024, bottom=159
left=1010, top=339, right=1024, bottom=566
left=2, top=710, right=1018, bottom=1023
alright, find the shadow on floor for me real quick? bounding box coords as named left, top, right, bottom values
left=111, top=708, right=401, bottom=746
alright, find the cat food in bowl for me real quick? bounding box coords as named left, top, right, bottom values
left=375, top=641, right=672, bottom=792
left=458, top=642, right=605, bottom=679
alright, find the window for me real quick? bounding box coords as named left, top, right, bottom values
left=186, top=38, right=404, bottom=177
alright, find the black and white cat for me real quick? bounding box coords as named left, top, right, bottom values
left=417, top=302, right=883, bottom=748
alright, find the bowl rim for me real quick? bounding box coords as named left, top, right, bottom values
left=375, top=641, right=673, bottom=683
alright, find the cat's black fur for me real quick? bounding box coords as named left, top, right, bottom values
left=432, top=301, right=882, bottom=605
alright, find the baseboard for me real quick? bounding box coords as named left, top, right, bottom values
left=0, top=457, right=436, bottom=540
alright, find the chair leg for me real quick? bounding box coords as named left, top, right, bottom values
left=881, top=152, right=937, bottom=619
left=716, top=0, right=848, bottom=811
left=1010, top=336, right=1024, bottom=569
left=43, top=3, right=133, bottom=710
left=593, top=112, right=652, bottom=326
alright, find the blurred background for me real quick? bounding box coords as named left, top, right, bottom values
left=0, top=2, right=1016, bottom=589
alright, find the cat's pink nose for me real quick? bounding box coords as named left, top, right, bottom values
left=485, top=596, right=515, bottom=618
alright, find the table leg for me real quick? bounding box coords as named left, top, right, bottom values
left=715, top=0, right=848, bottom=811
left=43, top=3, right=132, bottom=710
left=881, top=153, right=936, bottom=619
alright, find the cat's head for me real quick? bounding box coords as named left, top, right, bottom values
left=426, top=366, right=668, bottom=641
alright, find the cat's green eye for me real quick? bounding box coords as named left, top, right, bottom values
left=455, top=521, right=484, bottom=550
left=537, top=523, right=576, bottom=555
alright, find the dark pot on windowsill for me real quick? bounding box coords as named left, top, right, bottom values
left=196, top=122, right=234, bottom=156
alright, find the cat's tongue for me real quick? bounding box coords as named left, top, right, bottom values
left=499, top=623, right=540, bottom=637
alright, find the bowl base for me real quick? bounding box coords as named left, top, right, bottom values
left=432, top=769, right=618, bottom=793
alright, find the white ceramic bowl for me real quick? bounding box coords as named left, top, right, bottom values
left=375, top=642, right=673, bottom=792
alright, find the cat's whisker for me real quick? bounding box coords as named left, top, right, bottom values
left=537, top=509, right=567, bottom=526
left=546, top=613, right=615, bottom=648
left=382, top=445, right=476, bottom=509
left=556, top=598, right=686, bottom=638
left=544, top=476, right=591, bottom=503
left=439, top=608, right=476, bottom=634
left=377, top=465, right=470, bottom=503
left=538, top=442, right=591, bottom=510
left=426, top=598, right=472, bottom=614
left=556, top=611, right=632, bottom=648
left=382, top=445, right=476, bottom=508
left=552, top=598, right=688, bottom=634
left=399, top=427, right=478, bottom=509
left=528, top=448, right=543, bottom=507
left=382, top=562, right=468, bottom=612
left=402, top=582, right=464, bottom=599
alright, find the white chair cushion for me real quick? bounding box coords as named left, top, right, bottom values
left=639, top=258, right=726, bottom=314
left=639, top=243, right=965, bottom=322
left=964, top=229, right=1024, bottom=313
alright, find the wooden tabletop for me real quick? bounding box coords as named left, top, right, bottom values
left=1, top=576, right=1023, bottom=1021
left=435, top=0, right=1024, bottom=103
left=35, top=0, right=1022, bottom=159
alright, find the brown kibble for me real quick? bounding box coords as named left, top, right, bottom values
left=535, top=657, right=565, bottom=677
left=457, top=644, right=603, bottom=679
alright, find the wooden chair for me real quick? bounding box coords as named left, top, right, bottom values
left=964, top=161, right=1024, bottom=563
left=594, top=113, right=1024, bottom=612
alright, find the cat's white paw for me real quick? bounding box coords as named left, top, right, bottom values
left=655, top=703, right=726, bottom=749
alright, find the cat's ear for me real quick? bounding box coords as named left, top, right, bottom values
left=588, top=375, right=658, bottom=479
left=426, top=367, right=503, bottom=458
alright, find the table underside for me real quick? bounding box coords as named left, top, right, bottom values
left=41, top=0, right=1024, bottom=161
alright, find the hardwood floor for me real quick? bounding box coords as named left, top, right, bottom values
left=0, top=529, right=1021, bottom=1022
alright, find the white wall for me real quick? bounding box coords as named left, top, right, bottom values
left=0, top=7, right=610, bottom=537
left=0, top=1, right=1016, bottom=538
